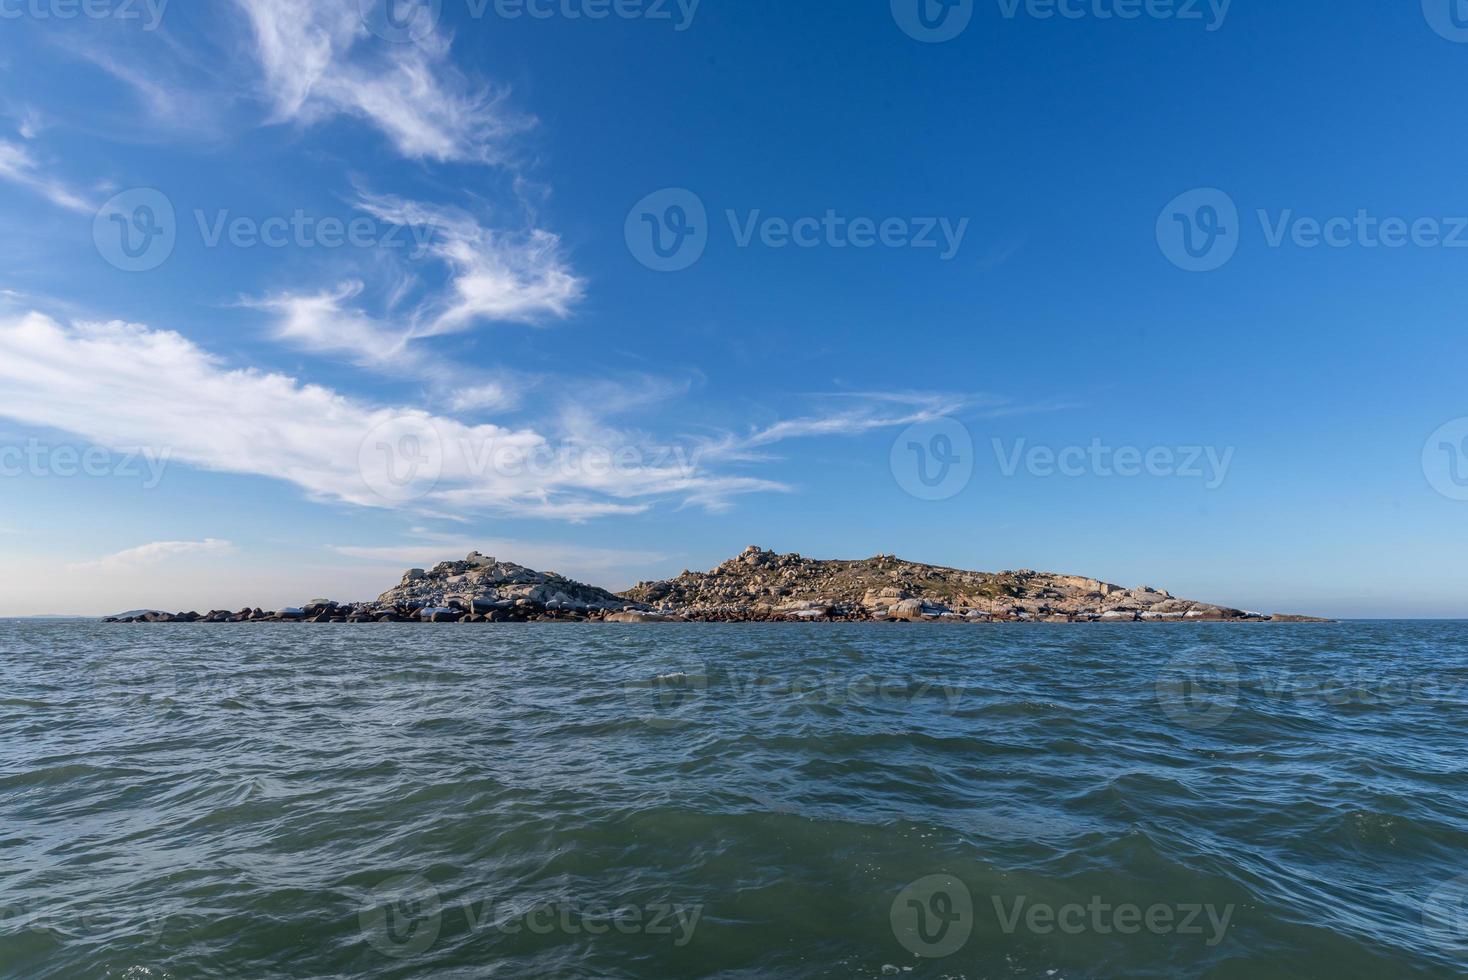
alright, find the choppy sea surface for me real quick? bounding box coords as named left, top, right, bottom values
left=2, top=620, right=1467, bottom=978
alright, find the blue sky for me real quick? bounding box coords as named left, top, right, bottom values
left=1, top=0, right=1466, bottom=617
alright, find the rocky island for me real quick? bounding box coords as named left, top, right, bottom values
left=106, top=547, right=1328, bottom=624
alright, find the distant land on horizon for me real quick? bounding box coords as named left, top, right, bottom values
left=102, top=546, right=1333, bottom=625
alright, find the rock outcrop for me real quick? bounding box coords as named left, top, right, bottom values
left=618, top=546, right=1327, bottom=623
left=374, top=552, right=629, bottom=613
left=106, top=546, right=1329, bottom=624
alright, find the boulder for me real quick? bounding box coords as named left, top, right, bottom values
left=469, top=593, right=502, bottom=615
left=604, top=611, right=674, bottom=624
left=889, top=599, right=928, bottom=621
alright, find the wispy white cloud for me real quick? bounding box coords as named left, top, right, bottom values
left=69, top=538, right=235, bottom=573
left=694, top=392, right=971, bottom=462
left=696, top=391, right=1078, bottom=463
left=17, top=108, right=43, bottom=140
left=246, top=281, right=411, bottom=366
left=234, top=0, right=524, bottom=163
left=448, top=382, right=517, bottom=413
left=0, top=311, right=782, bottom=520
left=0, top=313, right=990, bottom=522
left=356, top=194, right=584, bottom=336
left=247, top=195, right=584, bottom=366
left=0, top=140, right=93, bottom=213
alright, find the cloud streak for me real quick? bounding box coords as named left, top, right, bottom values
left=0, top=140, right=93, bottom=213
left=69, top=538, right=235, bottom=573
left=0, top=312, right=781, bottom=520
left=235, top=0, right=524, bottom=163
left=247, top=195, right=584, bottom=372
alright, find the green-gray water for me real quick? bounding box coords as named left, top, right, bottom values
left=3, top=621, right=1466, bottom=977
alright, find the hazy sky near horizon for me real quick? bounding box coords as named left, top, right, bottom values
left=1, top=0, right=1466, bottom=617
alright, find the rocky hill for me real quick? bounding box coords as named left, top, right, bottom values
left=375, top=552, right=628, bottom=612
left=620, top=546, right=1324, bottom=622
left=107, top=546, right=1326, bottom=624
